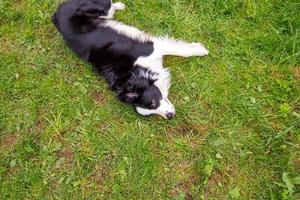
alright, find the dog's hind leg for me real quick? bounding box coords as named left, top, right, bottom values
left=153, top=37, right=209, bottom=58
left=102, top=2, right=126, bottom=19
left=112, top=2, right=126, bottom=10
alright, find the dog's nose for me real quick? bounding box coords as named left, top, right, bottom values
left=166, top=112, right=174, bottom=120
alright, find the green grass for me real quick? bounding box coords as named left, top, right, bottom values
left=0, top=0, right=300, bottom=199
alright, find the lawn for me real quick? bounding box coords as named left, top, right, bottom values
left=0, top=0, right=299, bottom=199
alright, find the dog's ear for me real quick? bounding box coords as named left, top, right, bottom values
left=75, top=4, right=106, bottom=18
left=117, top=78, right=150, bottom=104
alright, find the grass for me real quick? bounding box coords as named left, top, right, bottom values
left=0, top=0, right=300, bottom=199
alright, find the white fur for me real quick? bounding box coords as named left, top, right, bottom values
left=153, top=37, right=209, bottom=57
left=100, top=20, right=150, bottom=42
left=101, top=1, right=126, bottom=19
left=101, top=2, right=209, bottom=119
left=112, top=2, right=126, bottom=10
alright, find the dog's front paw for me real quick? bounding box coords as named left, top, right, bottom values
left=189, top=43, right=209, bottom=56
left=113, top=2, right=126, bottom=10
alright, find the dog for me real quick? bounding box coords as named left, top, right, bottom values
left=52, top=0, right=209, bottom=119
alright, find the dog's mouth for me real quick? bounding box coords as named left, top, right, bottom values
left=141, top=112, right=175, bottom=120
left=135, top=108, right=175, bottom=120
left=135, top=98, right=175, bottom=120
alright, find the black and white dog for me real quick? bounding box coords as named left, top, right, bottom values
left=52, top=0, right=208, bottom=119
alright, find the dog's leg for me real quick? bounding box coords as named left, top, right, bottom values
left=101, top=20, right=208, bottom=57
left=112, top=2, right=126, bottom=10
left=103, top=2, right=126, bottom=19
left=153, top=37, right=209, bottom=58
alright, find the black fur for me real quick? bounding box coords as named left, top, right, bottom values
left=52, top=0, right=163, bottom=110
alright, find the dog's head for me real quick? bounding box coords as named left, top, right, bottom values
left=118, top=69, right=175, bottom=119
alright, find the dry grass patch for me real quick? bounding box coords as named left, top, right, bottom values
left=0, top=133, right=19, bottom=151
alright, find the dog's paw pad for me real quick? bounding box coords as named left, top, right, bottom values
left=113, top=2, right=126, bottom=10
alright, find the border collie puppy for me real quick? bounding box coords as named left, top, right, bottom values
left=52, top=0, right=209, bottom=119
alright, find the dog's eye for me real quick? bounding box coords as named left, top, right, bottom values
left=149, top=99, right=157, bottom=109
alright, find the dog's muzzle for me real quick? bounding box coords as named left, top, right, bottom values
left=136, top=98, right=175, bottom=120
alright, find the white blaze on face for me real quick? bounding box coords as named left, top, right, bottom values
left=136, top=98, right=175, bottom=119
